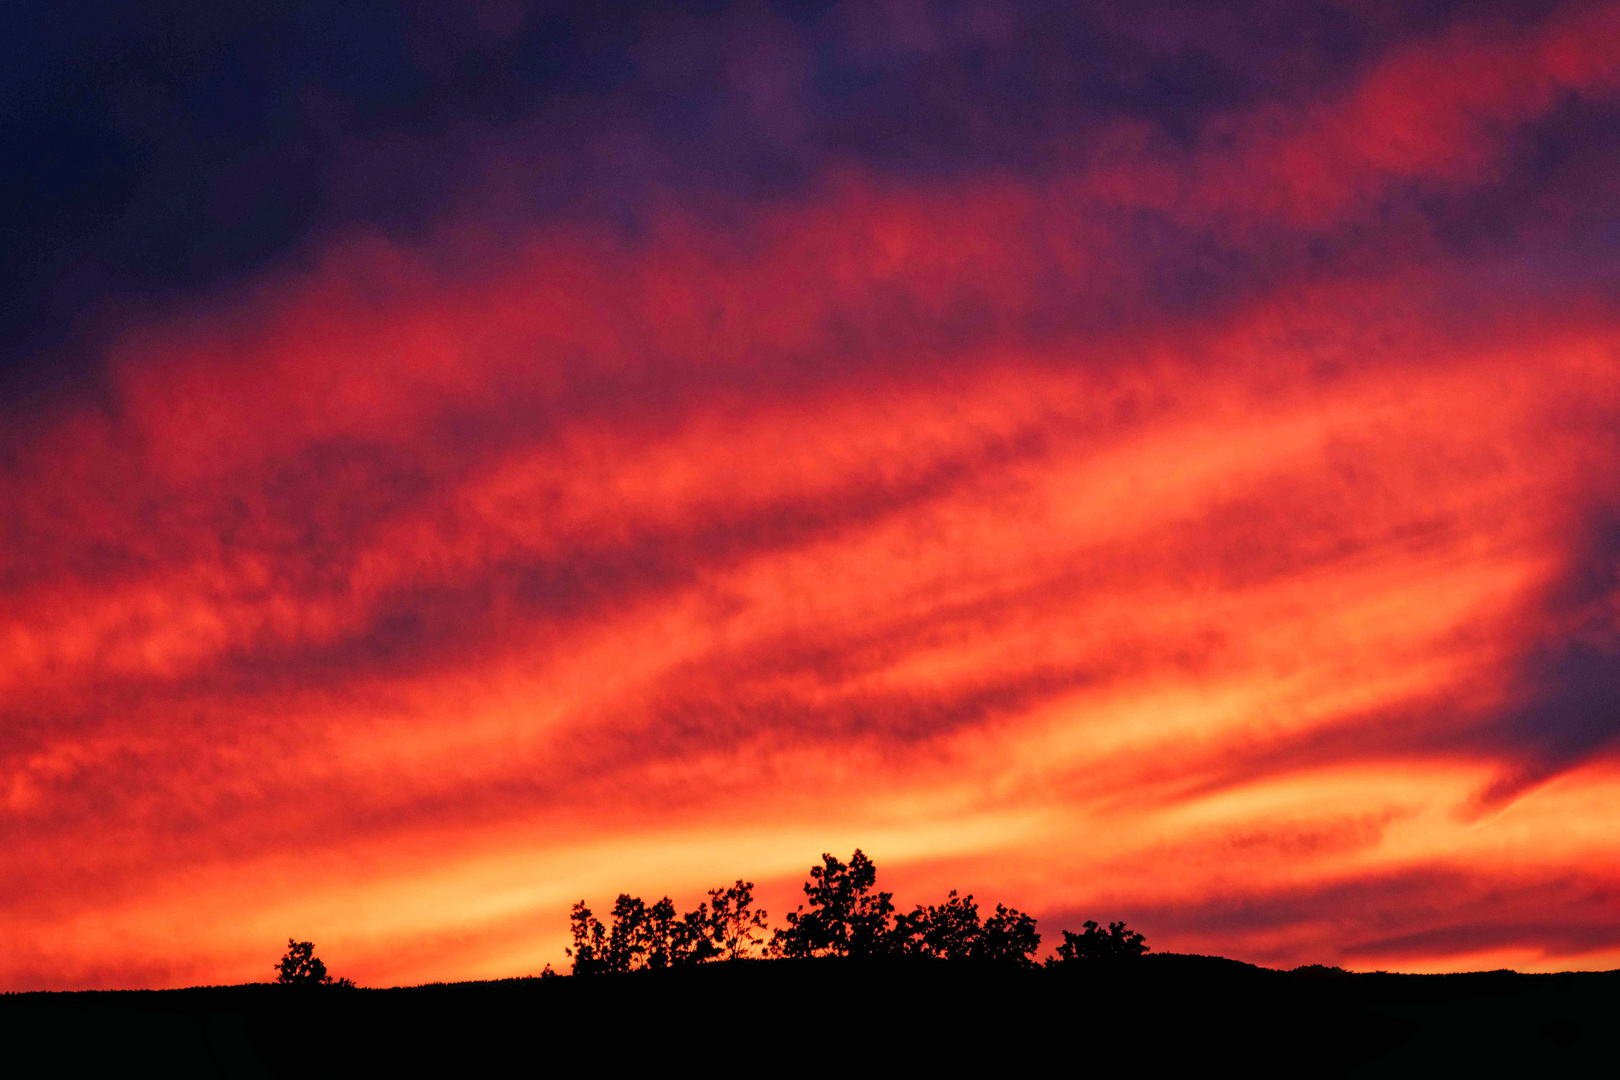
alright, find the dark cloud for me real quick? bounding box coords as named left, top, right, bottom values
left=1475, top=507, right=1620, bottom=802
left=0, top=0, right=642, bottom=402
left=5, top=0, right=1575, bottom=407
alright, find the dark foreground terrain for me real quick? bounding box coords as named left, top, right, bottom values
left=5, top=955, right=1616, bottom=1076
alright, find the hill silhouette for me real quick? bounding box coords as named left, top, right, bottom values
left=5, top=955, right=1616, bottom=1076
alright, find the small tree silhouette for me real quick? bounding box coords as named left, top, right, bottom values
left=923, top=890, right=982, bottom=959
left=647, top=895, right=724, bottom=969
left=643, top=896, right=679, bottom=970
left=567, top=901, right=609, bottom=975
left=1050, top=920, right=1148, bottom=965
left=771, top=850, right=895, bottom=958
left=677, top=901, right=720, bottom=964
left=979, top=904, right=1041, bottom=965
left=274, top=939, right=349, bottom=985
left=606, top=894, right=651, bottom=973
left=707, top=880, right=769, bottom=960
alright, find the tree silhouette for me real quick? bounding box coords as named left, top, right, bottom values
left=275, top=939, right=351, bottom=985
left=772, top=850, right=896, bottom=958
left=643, top=896, right=680, bottom=970
left=1050, top=920, right=1148, bottom=965
left=567, top=901, right=609, bottom=975
left=676, top=899, right=721, bottom=964
left=642, top=895, right=720, bottom=969
left=568, top=892, right=725, bottom=974
left=563, top=850, right=1059, bottom=974
left=926, top=890, right=980, bottom=959
left=706, top=880, right=769, bottom=960
left=891, top=891, right=1041, bottom=964
left=606, top=894, right=651, bottom=973
left=979, top=903, right=1042, bottom=965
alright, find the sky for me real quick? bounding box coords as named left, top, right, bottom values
left=4, top=0, right=1620, bottom=990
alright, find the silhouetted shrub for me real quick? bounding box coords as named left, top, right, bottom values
left=1290, top=964, right=1350, bottom=979
left=1049, top=920, right=1148, bottom=965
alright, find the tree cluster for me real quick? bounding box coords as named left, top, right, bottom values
left=769, top=850, right=1042, bottom=965
left=891, top=890, right=1042, bottom=964
left=1053, top=920, right=1149, bottom=964
left=566, top=849, right=1146, bottom=974
left=271, top=853, right=1147, bottom=987
left=568, top=880, right=770, bottom=974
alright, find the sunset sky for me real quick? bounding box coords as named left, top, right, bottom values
left=5, top=0, right=1620, bottom=990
